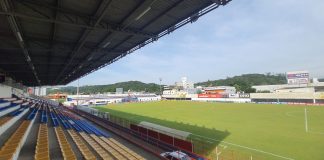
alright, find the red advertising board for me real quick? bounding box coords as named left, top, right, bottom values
left=198, top=94, right=223, bottom=98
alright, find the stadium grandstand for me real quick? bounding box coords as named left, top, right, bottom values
left=0, top=0, right=232, bottom=159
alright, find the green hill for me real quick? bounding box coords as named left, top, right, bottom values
left=48, top=73, right=287, bottom=95
left=195, top=73, right=287, bottom=93
left=47, top=81, right=161, bottom=95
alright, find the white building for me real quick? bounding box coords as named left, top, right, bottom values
left=252, top=82, right=324, bottom=93
left=175, top=77, right=194, bottom=89
left=34, top=87, right=47, bottom=96
left=202, top=86, right=236, bottom=94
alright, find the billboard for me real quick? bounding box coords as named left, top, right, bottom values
left=286, top=71, right=309, bottom=85
left=228, top=93, right=239, bottom=98
left=198, top=94, right=227, bottom=98
left=116, top=88, right=123, bottom=94
left=239, top=93, right=250, bottom=98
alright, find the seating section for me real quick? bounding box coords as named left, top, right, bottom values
left=0, top=103, right=21, bottom=117
left=35, top=124, right=49, bottom=160
left=102, top=138, right=145, bottom=160
left=27, top=108, right=38, bottom=120
left=50, top=111, right=59, bottom=127
left=91, top=134, right=127, bottom=160
left=54, top=127, right=77, bottom=160
left=0, top=101, right=10, bottom=108
left=0, top=121, right=31, bottom=160
left=0, top=117, right=11, bottom=127
left=67, top=130, right=96, bottom=160
left=60, top=109, right=146, bottom=160
left=40, top=110, right=48, bottom=123
left=59, top=111, right=114, bottom=159
left=1, top=98, right=16, bottom=102
left=0, top=96, right=149, bottom=160
left=12, top=100, right=23, bottom=104
left=0, top=105, right=31, bottom=138
left=79, top=132, right=113, bottom=160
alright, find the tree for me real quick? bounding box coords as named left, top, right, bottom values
left=233, top=84, right=241, bottom=92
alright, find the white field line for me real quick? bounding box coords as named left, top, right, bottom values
left=191, top=133, right=295, bottom=160
left=308, top=130, right=324, bottom=135
left=285, top=110, right=324, bottom=135
left=284, top=111, right=302, bottom=117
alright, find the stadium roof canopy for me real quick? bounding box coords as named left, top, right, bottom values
left=0, top=0, right=231, bottom=86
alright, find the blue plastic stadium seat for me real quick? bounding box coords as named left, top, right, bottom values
left=74, top=120, right=93, bottom=134
left=81, top=121, right=102, bottom=136
left=50, top=112, right=59, bottom=127
left=9, top=108, right=25, bottom=116
left=0, top=103, right=18, bottom=112
left=83, top=121, right=110, bottom=137
left=26, top=108, right=38, bottom=120
left=40, top=110, right=48, bottom=123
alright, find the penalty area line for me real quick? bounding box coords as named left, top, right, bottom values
left=191, top=133, right=295, bottom=160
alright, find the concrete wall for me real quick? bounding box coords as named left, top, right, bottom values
left=162, top=94, right=198, bottom=99
left=192, top=97, right=251, bottom=103
left=275, top=87, right=315, bottom=93
left=0, top=84, right=12, bottom=98
left=138, top=96, right=161, bottom=102
left=250, top=92, right=324, bottom=100
left=253, top=82, right=324, bottom=93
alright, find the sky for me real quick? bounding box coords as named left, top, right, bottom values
left=69, top=0, right=324, bottom=86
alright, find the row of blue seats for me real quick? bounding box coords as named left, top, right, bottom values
left=66, top=117, right=83, bottom=132
left=40, top=110, right=48, bottom=123
left=50, top=112, right=59, bottom=127
left=0, top=103, right=19, bottom=112
left=56, top=111, right=73, bottom=129
left=78, top=120, right=109, bottom=137
left=72, top=119, right=91, bottom=133
left=27, top=108, right=38, bottom=120
left=54, top=109, right=109, bottom=137
left=55, top=109, right=100, bottom=135
left=9, top=107, right=26, bottom=116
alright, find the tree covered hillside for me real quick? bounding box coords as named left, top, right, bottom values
left=195, top=73, right=287, bottom=93
left=48, top=74, right=287, bottom=95
left=47, top=81, right=161, bottom=95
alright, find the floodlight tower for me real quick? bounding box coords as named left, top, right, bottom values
left=77, top=79, right=79, bottom=106
left=159, top=77, right=162, bottom=95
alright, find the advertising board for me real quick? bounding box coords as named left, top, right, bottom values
left=239, top=93, right=250, bottom=98
left=228, top=93, right=239, bottom=98
left=320, top=93, right=324, bottom=99
left=198, top=94, right=228, bottom=98
left=286, top=71, right=309, bottom=85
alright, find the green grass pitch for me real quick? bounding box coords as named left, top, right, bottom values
left=95, top=101, right=324, bottom=160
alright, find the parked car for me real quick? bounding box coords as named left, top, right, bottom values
left=160, top=151, right=191, bottom=160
